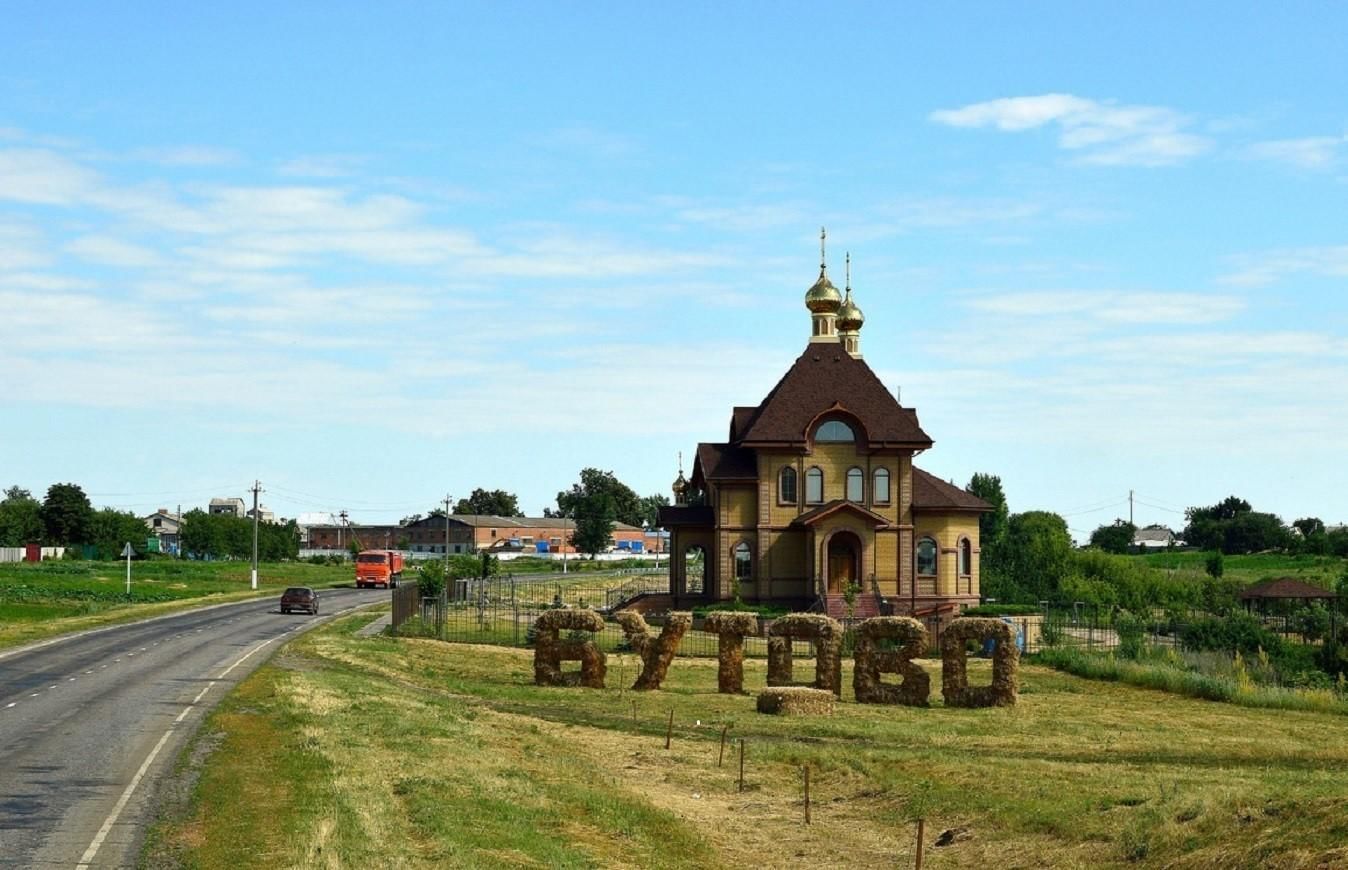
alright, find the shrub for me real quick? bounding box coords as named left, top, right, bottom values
left=1181, top=612, right=1283, bottom=657
left=1114, top=610, right=1146, bottom=660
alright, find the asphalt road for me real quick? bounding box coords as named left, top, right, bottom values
left=0, top=585, right=386, bottom=868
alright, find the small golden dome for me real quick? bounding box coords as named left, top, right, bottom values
left=671, top=471, right=689, bottom=495
left=805, top=270, right=843, bottom=313
left=837, top=287, right=864, bottom=331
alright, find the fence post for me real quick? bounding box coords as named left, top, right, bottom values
left=512, top=575, right=520, bottom=646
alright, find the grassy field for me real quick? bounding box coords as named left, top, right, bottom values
left=0, top=559, right=351, bottom=650
left=1140, top=551, right=1345, bottom=589
left=146, top=613, right=1348, bottom=869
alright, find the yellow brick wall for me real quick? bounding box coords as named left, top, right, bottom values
left=913, top=513, right=981, bottom=599
left=766, top=529, right=807, bottom=579
left=761, top=447, right=909, bottom=527
left=719, top=484, right=757, bottom=528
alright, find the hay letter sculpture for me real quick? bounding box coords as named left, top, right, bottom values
left=532, top=608, right=607, bottom=689
left=703, top=611, right=759, bottom=694
left=853, top=616, right=931, bottom=706
left=766, top=613, right=844, bottom=696
left=614, top=610, right=692, bottom=690
left=940, top=617, right=1019, bottom=707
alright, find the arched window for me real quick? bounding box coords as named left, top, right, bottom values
left=916, top=537, right=938, bottom=576
left=805, top=467, right=824, bottom=504
left=958, top=538, right=972, bottom=576
left=846, top=467, right=864, bottom=502
left=814, top=420, right=855, bottom=442
left=734, top=542, right=752, bottom=581
left=873, top=467, right=891, bottom=504
left=779, top=466, right=797, bottom=504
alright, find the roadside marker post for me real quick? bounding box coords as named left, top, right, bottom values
left=121, top=542, right=134, bottom=595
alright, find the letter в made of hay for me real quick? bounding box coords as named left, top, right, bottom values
left=703, top=611, right=759, bottom=694
left=766, top=613, right=844, bottom=696
left=532, top=608, right=607, bottom=689
left=853, top=616, right=931, bottom=706
left=940, top=617, right=1019, bottom=708
left=615, top=610, right=692, bottom=690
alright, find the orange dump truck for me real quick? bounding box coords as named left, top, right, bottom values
left=355, top=549, right=404, bottom=588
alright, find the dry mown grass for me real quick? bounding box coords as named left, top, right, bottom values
left=148, top=614, right=1348, bottom=868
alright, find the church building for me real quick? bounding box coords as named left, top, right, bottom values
left=658, top=234, right=991, bottom=619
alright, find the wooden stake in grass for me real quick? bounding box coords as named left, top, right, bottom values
left=915, top=818, right=925, bottom=870
left=738, top=739, right=745, bottom=793
left=665, top=709, right=674, bottom=749
left=803, top=764, right=811, bottom=825
left=718, top=723, right=730, bottom=767
left=631, top=699, right=638, bottom=728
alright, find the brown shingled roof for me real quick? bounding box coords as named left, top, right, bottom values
left=696, top=442, right=758, bottom=481
left=1238, top=578, right=1337, bottom=600
left=730, top=406, right=757, bottom=441
left=738, top=344, right=932, bottom=447
left=911, top=467, right=992, bottom=512
left=657, top=505, right=715, bottom=527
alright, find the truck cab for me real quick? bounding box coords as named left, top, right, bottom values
left=355, top=550, right=404, bottom=589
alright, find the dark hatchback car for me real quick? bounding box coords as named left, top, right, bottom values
left=280, top=586, right=319, bottom=615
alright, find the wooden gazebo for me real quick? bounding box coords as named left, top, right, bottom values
left=1238, top=577, right=1337, bottom=613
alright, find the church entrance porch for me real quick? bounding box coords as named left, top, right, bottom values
left=826, top=531, right=860, bottom=594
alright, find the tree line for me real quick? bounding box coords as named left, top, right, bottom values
left=401, top=472, right=670, bottom=557
left=0, top=483, right=151, bottom=558
left=967, top=475, right=1346, bottom=612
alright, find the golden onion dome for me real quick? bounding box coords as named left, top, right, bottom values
left=671, top=471, right=689, bottom=495
left=837, top=287, right=864, bottom=331
left=804, top=270, right=843, bottom=313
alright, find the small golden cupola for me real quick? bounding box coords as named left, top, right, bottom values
left=671, top=453, right=690, bottom=505
left=804, top=227, right=843, bottom=342
left=837, top=252, right=865, bottom=358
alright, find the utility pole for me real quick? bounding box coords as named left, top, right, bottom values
left=176, top=503, right=181, bottom=559
left=450, top=490, right=461, bottom=574
left=338, top=509, right=348, bottom=552
left=250, top=480, right=262, bottom=590
left=1129, top=490, right=1134, bottom=526
left=563, top=509, right=569, bottom=574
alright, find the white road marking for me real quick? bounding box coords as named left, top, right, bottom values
left=29, top=693, right=38, bottom=697
left=5, top=702, right=15, bottom=708
left=74, top=628, right=294, bottom=868
left=68, top=677, right=76, bottom=682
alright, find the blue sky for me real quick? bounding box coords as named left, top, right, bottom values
left=2, top=3, right=1346, bottom=537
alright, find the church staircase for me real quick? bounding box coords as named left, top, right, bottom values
left=822, top=593, right=882, bottom=621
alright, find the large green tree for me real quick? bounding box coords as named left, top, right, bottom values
left=41, top=483, right=94, bottom=546
left=556, top=469, right=642, bottom=527
left=966, top=472, right=1009, bottom=582
left=1183, top=496, right=1289, bottom=554
left=985, top=510, right=1074, bottom=603
left=179, top=510, right=299, bottom=560
left=90, top=507, right=153, bottom=559
left=454, top=488, right=523, bottom=517
left=0, top=486, right=44, bottom=546
left=637, top=493, right=669, bottom=528
left=1089, top=519, right=1137, bottom=554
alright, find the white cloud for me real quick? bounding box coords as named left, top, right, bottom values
left=0, top=221, right=50, bottom=270
left=132, top=146, right=242, bottom=167
left=1245, top=135, right=1346, bottom=169
left=1218, top=245, right=1348, bottom=286
left=930, top=94, right=1212, bottom=166
left=0, top=148, right=99, bottom=204
left=276, top=154, right=367, bottom=178
left=963, top=290, right=1246, bottom=325
left=66, top=235, right=166, bottom=268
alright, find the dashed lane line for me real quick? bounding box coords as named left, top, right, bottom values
left=73, top=602, right=369, bottom=868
